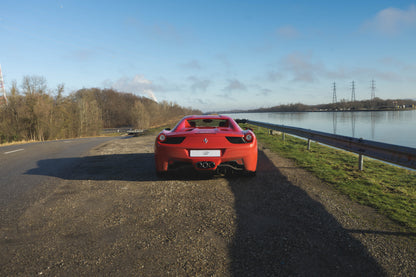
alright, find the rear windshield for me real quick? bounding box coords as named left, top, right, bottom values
left=186, top=119, right=229, bottom=128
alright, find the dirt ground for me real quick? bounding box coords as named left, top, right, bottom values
left=0, top=135, right=415, bottom=276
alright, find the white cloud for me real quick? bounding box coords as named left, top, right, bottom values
left=276, top=25, right=299, bottom=39
left=69, top=49, right=96, bottom=62
left=362, top=5, right=416, bottom=36
left=266, top=70, right=283, bottom=82
left=187, top=76, right=211, bottom=92
left=379, top=57, right=416, bottom=72
left=273, top=52, right=404, bottom=85
left=124, top=17, right=187, bottom=43
left=107, top=75, right=158, bottom=102
left=223, top=79, right=247, bottom=91
left=150, top=23, right=183, bottom=42
left=181, top=60, right=202, bottom=70
left=256, top=88, right=273, bottom=97
left=215, top=54, right=231, bottom=68
left=281, top=52, right=324, bottom=82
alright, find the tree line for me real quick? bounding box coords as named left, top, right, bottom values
left=0, top=76, right=200, bottom=144
left=246, top=98, right=416, bottom=113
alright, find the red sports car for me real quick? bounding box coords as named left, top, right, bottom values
left=155, top=115, right=257, bottom=176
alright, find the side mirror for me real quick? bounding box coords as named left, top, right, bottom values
left=164, top=128, right=171, bottom=131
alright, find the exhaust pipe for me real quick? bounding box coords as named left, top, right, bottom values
left=196, top=161, right=215, bottom=169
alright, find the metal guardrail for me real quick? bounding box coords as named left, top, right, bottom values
left=237, top=119, right=416, bottom=170
left=126, top=129, right=144, bottom=136
left=101, top=128, right=144, bottom=136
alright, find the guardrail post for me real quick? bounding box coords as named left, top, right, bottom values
left=358, top=154, right=364, bottom=170
left=282, top=132, right=285, bottom=141
left=307, top=139, right=311, bottom=150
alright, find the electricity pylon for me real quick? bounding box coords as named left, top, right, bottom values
left=351, top=81, right=356, bottom=102
left=371, top=79, right=376, bottom=100
left=0, top=64, right=8, bottom=105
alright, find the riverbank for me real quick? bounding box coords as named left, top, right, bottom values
left=224, top=107, right=416, bottom=114
left=221, top=98, right=416, bottom=114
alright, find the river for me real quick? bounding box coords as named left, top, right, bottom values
left=224, top=110, right=416, bottom=149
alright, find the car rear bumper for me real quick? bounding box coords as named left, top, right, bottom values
left=155, top=142, right=257, bottom=172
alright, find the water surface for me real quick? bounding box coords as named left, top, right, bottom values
left=225, top=110, right=416, bottom=148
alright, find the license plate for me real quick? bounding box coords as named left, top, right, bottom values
left=189, top=150, right=221, bottom=157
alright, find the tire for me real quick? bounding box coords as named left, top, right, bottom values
left=156, top=171, right=169, bottom=179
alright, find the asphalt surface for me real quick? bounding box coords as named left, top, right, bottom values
left=0, top=137, right=117, bottom=207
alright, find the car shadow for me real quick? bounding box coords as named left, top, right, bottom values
left=226, top=150, right=386, bottom=276
left=25, top=152, right=249, bottom=181
left=25, top=153, right=159, bottom=181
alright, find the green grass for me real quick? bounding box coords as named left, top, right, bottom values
left=246, top=124, right=416, bottom=231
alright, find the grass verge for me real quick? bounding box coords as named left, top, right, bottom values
left=246, top=124, right=416, bottom=231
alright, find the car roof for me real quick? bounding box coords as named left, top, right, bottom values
left=171, top=114, right=240, bottom=132
left=183, top=115, right=232, bottom=120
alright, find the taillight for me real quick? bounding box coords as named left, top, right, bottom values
left=226, top=137, right=245, bottom=144
left=244, top=132, right=253, bottom=142
left=158, top=134, right=166, bottom=142
left=158, top=135, right=185, bottom=144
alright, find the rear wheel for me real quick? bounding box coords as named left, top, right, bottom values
left=156, top=171, right=169, bottom=179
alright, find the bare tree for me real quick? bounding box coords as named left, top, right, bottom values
left=21, top=76, right=47, bottom=95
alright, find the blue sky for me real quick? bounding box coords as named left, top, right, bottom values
left=1, top=0, right=416, bottom=111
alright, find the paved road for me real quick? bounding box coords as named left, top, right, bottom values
left=0, top=135, right=414, bottom=276
left=0, top=137, right=118, bottom=208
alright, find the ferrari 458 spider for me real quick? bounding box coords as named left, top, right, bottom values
left=155, top=115, right=257, bottom=176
